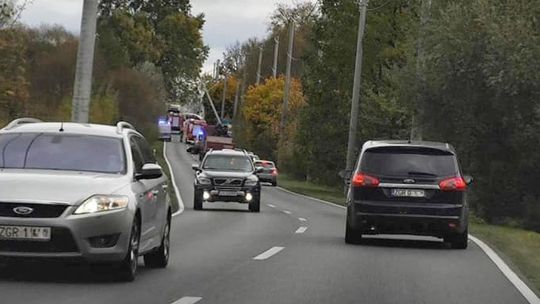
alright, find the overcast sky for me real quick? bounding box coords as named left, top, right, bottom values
left=19, top=0, right=313, bottom=73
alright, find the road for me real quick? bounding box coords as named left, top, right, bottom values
left=0, top=141, right=533, bottom=304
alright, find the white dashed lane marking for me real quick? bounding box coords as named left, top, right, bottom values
left=253, top=247, right=285, bottom=260
left=295, top=227, right=308, bottom=234
left=172, top=297, right=202, bottom=304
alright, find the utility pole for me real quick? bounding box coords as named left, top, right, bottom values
left=278, top=21, right=295, bottom=165
left=345, top=0, right=368, bottom=171
left=71, top=0, right=98, bottom=123
left=412, top=0, right=432, bottom=141
left=272, top=36, right=280, bottom=78
left=256, top=45, right=263, bottom=85
left=233, top=81, right=241, bottom=119
left=221, top=74, right=228, bottom=120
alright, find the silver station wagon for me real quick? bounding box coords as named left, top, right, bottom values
left=0, top=119, right=172, bottom=281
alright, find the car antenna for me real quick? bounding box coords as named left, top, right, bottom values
left=59, top=122, right=64, bottom=132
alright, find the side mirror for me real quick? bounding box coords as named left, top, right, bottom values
left=136, top=163, right=163, bottom=180
left=463, top=175, right=474, bottom=185
left=192, top=164, right=200, bottom=171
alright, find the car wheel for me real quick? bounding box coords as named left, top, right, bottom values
left=271, top=181, right=277, bottom=187
left=446, top=229, right=468, bottom=249
left=144, top=217, right=171, bottom=268
left=249, top=199, right=260, bottom=213
left=345, top=215, right=362, bottom=244
left=193, top=193, right=203, bottom=210
left=118, top=219, right=140, bottom=281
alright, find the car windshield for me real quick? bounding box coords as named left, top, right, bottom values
left=360, top=147, right=457, bottom=177
left=0, top=133, right=125, bottom=174
left=203, top=155, right=253, bottom=172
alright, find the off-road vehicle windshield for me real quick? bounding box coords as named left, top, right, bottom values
left=202, top=155, right=253, bottom=172
left=0, top=133, right=126, bottom=174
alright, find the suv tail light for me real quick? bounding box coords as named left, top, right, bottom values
left=271, top=168, right=278, bottom=176
left=439, top=177, right=467, bottom=191
left=352, top=173, right=380, bottom=187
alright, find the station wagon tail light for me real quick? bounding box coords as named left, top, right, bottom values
left=439, top=177, right=467, bottom=191
left=352, top=173, right=380, bottom=187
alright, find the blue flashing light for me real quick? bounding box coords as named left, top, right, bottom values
left=158, top=119, right=169, bottom=125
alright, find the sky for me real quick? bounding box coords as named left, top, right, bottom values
left=19, top=0, right=313, bottom=73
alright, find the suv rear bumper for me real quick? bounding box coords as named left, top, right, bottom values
left=348, top=200, right=468, bottom=237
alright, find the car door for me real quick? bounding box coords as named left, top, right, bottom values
left=132, top=135, right=168, bottom=249
left=130, top=136, right=158, bottom=251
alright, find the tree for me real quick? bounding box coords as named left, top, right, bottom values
left=238, top=76, right=306, bottom=165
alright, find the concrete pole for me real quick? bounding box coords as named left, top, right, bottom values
left=345, top=0, right=368, bottom=171
left=71, top=0, right=98, bottom=123
left=233, top=80, right=241, bottom=119
left=221, top=75, right=228, bottom=120
left=279, top=21, right=295, bottom=140
left=256, top=45, right=263, bottom=85
left=273, top=36, right=280, bottom=78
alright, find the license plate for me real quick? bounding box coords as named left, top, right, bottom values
left=391, top=189, right=426, bottom=198
left=219, top=191, right=238, bottom=197
left=0, top=225, right=51, bottom=241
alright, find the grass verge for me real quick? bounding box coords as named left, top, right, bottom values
left=278, top=173, right=540, bottom=294
left=153, top=141, right=181, bottom=214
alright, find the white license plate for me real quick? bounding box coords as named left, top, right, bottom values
left=391, top=189, right=426, bottom=198
left=0, top=225, right=51, bottom=241
left=219, top=191, right=238, bottom=197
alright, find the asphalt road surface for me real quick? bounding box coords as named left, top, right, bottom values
left=0, top=141, right=533, bottom=304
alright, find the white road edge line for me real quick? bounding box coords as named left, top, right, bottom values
left=469, top=235, right=540, bottom=304
left=282, top=210, right=292, bottom=215
left=276, top=186, right=540, bottom=304
left=295, top=227, right=308, bottom=234
left=299, top=217, right=307, bottom=222
left=164, top=142, right=185, bottom=217
left=171, top=297, right=203, bottom=304
left=253, top=246, right=285, bottom=260
left=267, top=204, right=276, bottom=208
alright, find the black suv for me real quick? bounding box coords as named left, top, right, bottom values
left=192, top=150, right=262, bottom=212
left=344, top=141, right=472, bottom=249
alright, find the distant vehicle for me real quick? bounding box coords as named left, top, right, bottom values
left=254, top=160, right=278, bottom=187
left=0, top=119, right=172, bottom=281
left=158, top=116, right=172, bottom=142
left=192, top=149, right=262, bottom=212
left=167, top=109, right=182, bottom=135
left=189, top=124, right=235, bottom=161
left=182, top=118, right=207, bottom=144
left=343, top=140, right=472, bottom=249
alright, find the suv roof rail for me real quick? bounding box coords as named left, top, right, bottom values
left=116, top=121, right=136, bottom=134
left=3, top=118, right=42, bottom=130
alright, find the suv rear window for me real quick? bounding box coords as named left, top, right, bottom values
left=254, top=161, right=275, bottom=168
left=360, top=147, right=458, bottom=177
left=0, top=133, right=126, bottom=174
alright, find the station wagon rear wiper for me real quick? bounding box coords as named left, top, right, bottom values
left=407, top=171, right=437, bottom=177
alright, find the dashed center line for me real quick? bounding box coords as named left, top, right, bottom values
left=282, top=210, right=292, bottom=215
left=295, top=226, right=308, bottom=234
left=267, top=204, right=276, bottom=208
left=298, top=217, right=307, bottom=222
left=172, top=297, right=202, bottom=304
left=253, top=246, right=285, bottom=260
